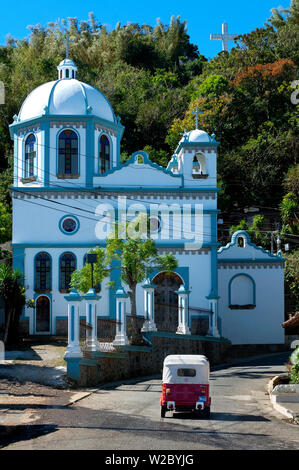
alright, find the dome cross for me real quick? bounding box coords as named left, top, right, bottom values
left=63, top=34, right=73, bottom=59
left=192, top=107, right=203, bottom=130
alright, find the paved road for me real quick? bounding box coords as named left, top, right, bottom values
left=3, top=352, right=299, bottom=450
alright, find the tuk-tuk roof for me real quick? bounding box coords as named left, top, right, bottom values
left=162, top=355, right=210, bottom=384
left=163, top=355, right=209, bottom=366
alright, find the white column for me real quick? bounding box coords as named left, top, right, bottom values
left=141, top=278, right=157, bottom=332
left=64, top=289, right=83, bottom=358
left=113, top=287, right=129, bottom=346
left=176, top=285, right=191, bottom=335
left=84, top=288, right=101, bottom=352
left=208, top=299, right=220, bottom=338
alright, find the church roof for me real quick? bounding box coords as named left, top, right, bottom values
left=17, top=64, right=115, bottom=123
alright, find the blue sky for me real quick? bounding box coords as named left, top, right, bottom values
left=0, top=0, right=290, bottom=59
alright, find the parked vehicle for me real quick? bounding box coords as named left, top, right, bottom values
left=160, top=354, right=211, bottom=418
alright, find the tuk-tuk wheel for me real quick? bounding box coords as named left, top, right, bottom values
left=201, top=407, right=211, bottom=419
left=161, top=406, right=166, bottom=418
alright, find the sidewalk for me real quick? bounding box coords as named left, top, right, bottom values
left=268, top=376, right=299, bottom=423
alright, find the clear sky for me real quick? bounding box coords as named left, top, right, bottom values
left=0, top=0, right=291, bottom=59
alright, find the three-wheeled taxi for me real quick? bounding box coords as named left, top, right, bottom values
left=160, top=354, right=211, bottom=418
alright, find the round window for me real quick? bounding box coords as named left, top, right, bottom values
left=60, top=217, right=79, bottom=234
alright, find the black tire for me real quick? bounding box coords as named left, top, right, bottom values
left=201, top=406, right=211, bottom=419
left=161, top=406, right=166, bottom=418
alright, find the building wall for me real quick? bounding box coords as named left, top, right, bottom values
left=218, top=265, right=284, bottom=344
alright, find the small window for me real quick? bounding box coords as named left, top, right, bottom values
left=24, top=133, right=36, bottom=178
left=58, top=129, right=79, bottom=176
left=135, top=154, right=144, bottom=164
left=60, top=252, right=76, bottom=291
left=148, top=216, right=161, bottom=234
left=177, top=368, right=196, bottom=377
left=237, top=237, right=245, bottom=247
left=62, top=218, right=77, bottom=233
left=99, top=135, right=110, bottom=174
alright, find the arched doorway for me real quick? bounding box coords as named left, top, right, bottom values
left=35, top=296, right=50, bottom=333
left=152, top=272, right=183, bottom=332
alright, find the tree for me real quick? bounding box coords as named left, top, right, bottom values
left=0, top=264, right=25, bottom=347
left=70, top=247, right=109, bottom=293
left=105, top=215, right=178, bottom=342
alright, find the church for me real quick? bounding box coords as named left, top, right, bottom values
left=9, top=54, right=285, bottom=346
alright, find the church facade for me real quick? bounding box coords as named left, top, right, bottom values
left=9, top=57, right=285, bottom=345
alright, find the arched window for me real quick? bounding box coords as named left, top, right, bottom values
left=192, top=152, right=207, bottom=178
left=24, top=134, right=36, bottom=178
left=58, top=130, right=79, bottom=176
left=60, top=252, right=76, bottom=291
left=35, top=252, right=51, bottom=291
left=99, top=135, right=110, bottom=174
left=229, top=274, right=256, bottom=309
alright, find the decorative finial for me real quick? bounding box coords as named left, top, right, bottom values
left=180, top=129, right=189, bottom=142
left=191, top=107, right=203, bottom=129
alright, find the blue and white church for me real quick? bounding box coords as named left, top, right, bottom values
left=9, top=56, right=285, bottom=345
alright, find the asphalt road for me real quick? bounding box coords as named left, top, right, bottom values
left=3, top=352, right=299, bottom=451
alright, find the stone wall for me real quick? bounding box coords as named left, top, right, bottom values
left=72, top=332, right=231, bottom=387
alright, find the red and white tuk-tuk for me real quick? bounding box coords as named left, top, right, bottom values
left=160, top=354, right=211, bottom=418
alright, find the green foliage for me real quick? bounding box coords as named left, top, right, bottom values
left=284, top=249, right=299, bottom=310
left=290, top=346, right=299, bottom=384
left=0, top=264, right=25, bottom=346
left=229, top=215, right=270, bottom=247
left=70, top=247, right=109, bottom=294
left=105, top=214, right=178, bottom=318
left=0, top=202, right=12, bottom=243
left=280, top=192, right=299, bottom=236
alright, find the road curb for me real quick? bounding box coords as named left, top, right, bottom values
left=268, top=375, right=299, bottom=424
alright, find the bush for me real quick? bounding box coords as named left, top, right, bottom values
left=290, top=346, right=299, bottom=384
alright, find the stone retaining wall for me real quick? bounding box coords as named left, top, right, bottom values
left=69, top=332, right=231, bottom=387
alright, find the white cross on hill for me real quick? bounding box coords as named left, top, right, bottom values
left=210, top=22, right=239, bottom=52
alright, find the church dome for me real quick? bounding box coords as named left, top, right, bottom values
left=18, top=59, right=115, bottom=123
left=187, top=129, right=211, bottom=143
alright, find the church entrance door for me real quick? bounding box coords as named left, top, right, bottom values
left=152, top=272, right=183, bottom=332
left=35, top=296, right=50, bottom=334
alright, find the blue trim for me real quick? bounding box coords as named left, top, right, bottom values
left=58, top=214, right=80, bottom=235
left=208, top=213, right=218, bottom=299
left=228, top=273, right=256, bottom=306
left=71, top=305, right=75, bottom=342
left=41, top=121, right=50, bottom=186
left=109, top=258, right=121, bottom=318
left=97, top=150, right=183, bottom=183
left=10, top=114, right=124, bottom=139
left=85, top=119, right=95, bottom=188
left=218, top=230, right=285, bottom=261
left=13, top=133, right=18, bottom=186
left=175, top=140, right=220, bottom=155
left=10, top=185, right=220, bottom=194
left=11, top=242, right=217, bottom=249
